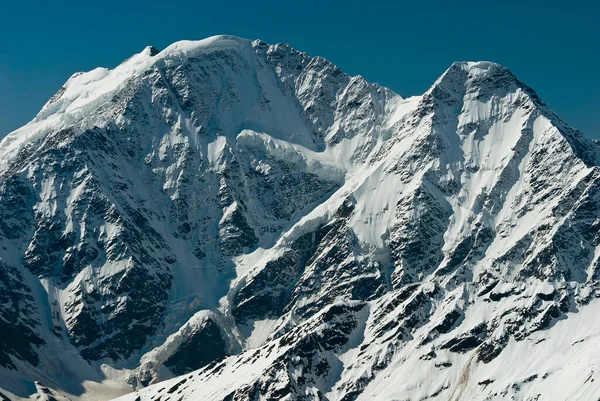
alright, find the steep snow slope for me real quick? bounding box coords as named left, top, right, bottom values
left=112, top=296, right=600, bottom=401
left=1, top=36, right=599, bottom=401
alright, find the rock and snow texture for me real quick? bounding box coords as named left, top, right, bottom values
left=0, top=35, right=600, bottom=401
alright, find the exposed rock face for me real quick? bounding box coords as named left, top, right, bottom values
left=0, top=259, right=44, bottom=369
left=1, top=37, right=600, bottom=401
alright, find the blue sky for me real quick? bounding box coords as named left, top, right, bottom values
left=1, top=0, right=598, bottom=138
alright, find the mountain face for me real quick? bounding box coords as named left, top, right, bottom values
left=1, top=35, right=600, bottom=401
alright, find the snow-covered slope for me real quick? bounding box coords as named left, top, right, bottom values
left=1, top=36, right=599, bottom=401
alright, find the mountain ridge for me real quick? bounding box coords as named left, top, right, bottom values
left=1, top=35, right=599, bottom=401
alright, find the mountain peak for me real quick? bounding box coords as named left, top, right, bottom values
left=159, top=35, right=252, bottom=59
left=2, top=37, right=600, bottom=401
left=143, top=45, right=161, bottom=57
left=430, top=60, right=519, bottom=98
left=452, top=60, right=506, bottom=72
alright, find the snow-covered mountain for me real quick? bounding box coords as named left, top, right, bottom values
left=1, top=35, right=600, bottom=401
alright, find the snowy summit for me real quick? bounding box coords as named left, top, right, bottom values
left=0, top=35, right=599, bottom=401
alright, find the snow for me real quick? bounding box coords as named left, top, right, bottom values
left=1, top=35, right=600, bottom=401
left=240, top=318, right=280, bottom=349
left=207, top=136, right=227, bottom=168
left=354, top=298, right=600, bottom=401
left=0, top=36, right=252, bottom=171
left=157, top=35, right=249, bottom=62
left=110, top=295, right=600, bottom=401
left=385, top=95, right=421, bottom=128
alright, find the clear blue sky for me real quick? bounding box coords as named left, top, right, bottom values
left=1, top=0, right=598, bottom=138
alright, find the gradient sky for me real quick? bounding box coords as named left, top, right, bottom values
left=1, top=0, right=598, bottom=138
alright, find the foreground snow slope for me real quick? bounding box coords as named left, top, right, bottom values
left=116, top=297, right=600, bottom=401
left=0, top=36, right=599, bottom=401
